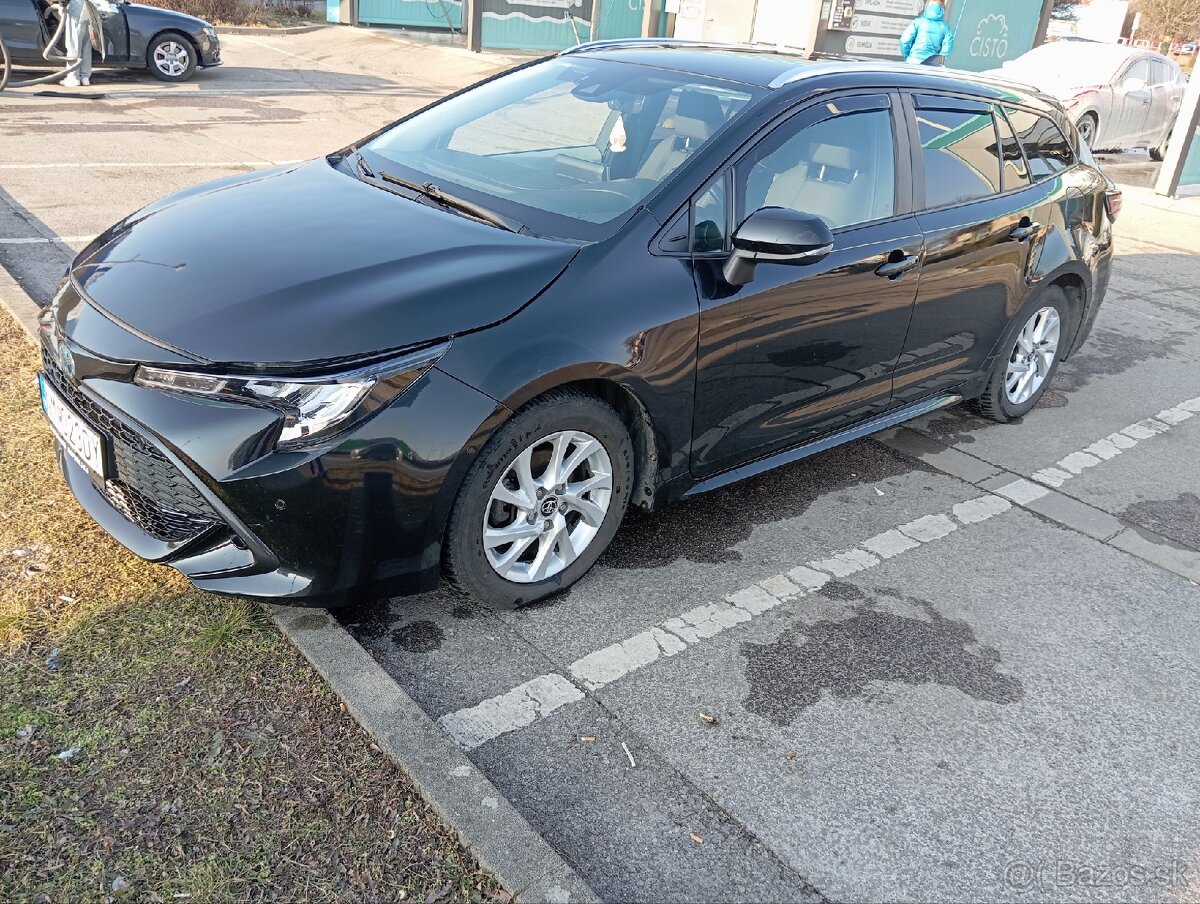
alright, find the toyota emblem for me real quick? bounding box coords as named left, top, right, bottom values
left=59, top=343, right=76, bottom=380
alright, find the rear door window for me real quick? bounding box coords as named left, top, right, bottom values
left=913, top=101, right=1003, bottom=208
left=1004, top=108, right=1074, bottom=181
left=993, top=106, right=1031, bottom=190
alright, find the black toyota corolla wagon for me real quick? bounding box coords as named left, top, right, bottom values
left=39, top=40, right=1118, bottom=607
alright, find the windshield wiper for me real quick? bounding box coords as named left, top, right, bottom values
left=378, top=171, right=523, bottom=234
left=351, top=149, right=375, bottom=179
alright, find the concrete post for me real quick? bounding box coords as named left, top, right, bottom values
left=1154, top=67, right=1200, bottom=198
left=1033, top=0, right=1054, bottom=46
left=466, top=0, right=484, bottom=52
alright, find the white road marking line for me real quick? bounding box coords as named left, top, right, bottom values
left=994, top=478, right=1051, bottom=505
left=438, top=673, right=583, bottom=751
left=897, top=513, right=957, bottom=543
left=861, top=528, right=920, bottom=559
left=230, top=35, right=325, bottom=64
left=1031, top=395, right=1200, bottom=489
left=437, top=492, right=1013, bottom=751
left=0, top=236, right=94, bottom=245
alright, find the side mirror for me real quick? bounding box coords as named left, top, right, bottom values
left=723, top=206, right=835, bottom=287
left=1121, top=76, right=1146, bottom=92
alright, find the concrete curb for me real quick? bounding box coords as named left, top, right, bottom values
left=0, top=265, right=42, bottom=337
left=0, top=271, right=599, bottom=904
left=217, top=23, right=329, bottom=35
left=1119, top=184, right=1200, bottom=217
left=268, top=607, right=600, bottom=904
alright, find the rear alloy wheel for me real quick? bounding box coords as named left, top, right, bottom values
left=148, top=34, right=197, bottom=82
left=972, top=286, right=1069, bottom=422
left=445, top=391, right=633, bottom=607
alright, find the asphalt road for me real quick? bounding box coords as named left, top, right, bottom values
left=3, top=32, right=1200, bottom=903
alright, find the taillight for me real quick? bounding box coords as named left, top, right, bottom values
left=1104, top=189, right=1123, bottom=222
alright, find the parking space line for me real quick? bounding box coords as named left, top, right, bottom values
left=1029, top=396, right=1200, bottom=488
left=438, top=492, right=1014, bottom=751
left=441, top=393, right=1200, bottom=752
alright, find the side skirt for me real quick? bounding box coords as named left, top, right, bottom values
left=682, top=393, right=962, bottom=498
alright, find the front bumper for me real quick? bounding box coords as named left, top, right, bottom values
left=40, top=339, right=505, bottom=603
left=197, top=30, right=222, bottom=67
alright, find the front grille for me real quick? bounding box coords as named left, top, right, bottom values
left=41, top=346, right=221, bottom=544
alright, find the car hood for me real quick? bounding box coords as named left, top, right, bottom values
left=991, top=63, right=1112, bottom=98
left=71, top=161, right=578, bottom=368
left=124, top=3, right=209, bottom=29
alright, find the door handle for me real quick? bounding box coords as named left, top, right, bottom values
left=1009, top=220, right=1041, bottom=242
left=874, top=253, right=920, bottom=280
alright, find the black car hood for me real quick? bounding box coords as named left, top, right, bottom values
left=72, top=161, right=578, bottom=368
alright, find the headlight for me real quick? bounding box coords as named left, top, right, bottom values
left=203, top=25, right=218, bottom=39
left=134, top=342, right=449, bottom=450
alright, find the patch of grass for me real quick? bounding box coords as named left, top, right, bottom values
left=0, top=312, right=503, bottom=901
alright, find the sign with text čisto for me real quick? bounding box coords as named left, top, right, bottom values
left=946, top=0, right=1043, bottom=72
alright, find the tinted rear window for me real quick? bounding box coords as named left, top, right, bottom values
left=1004, top=108, right=1074, bottom=181
left=916, top=106, right=1002, bottom=208
left=993, top=106, right=1031, bottom=190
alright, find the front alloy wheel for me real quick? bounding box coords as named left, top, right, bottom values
left=445, top=390, right=633, bottom=608
left=483, top=430, right=613, bottom=583
left=149, top=34, right=197, bottom=82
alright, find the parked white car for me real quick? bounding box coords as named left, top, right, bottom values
left=991, top=42, right=1186, bottom=158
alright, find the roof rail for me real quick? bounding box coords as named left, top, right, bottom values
left=559, top=38, right=807, bottom=57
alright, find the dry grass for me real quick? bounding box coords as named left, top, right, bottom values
left=0, top=311, right=503, bottom=902
left=148, top=0, right=320, bottom=27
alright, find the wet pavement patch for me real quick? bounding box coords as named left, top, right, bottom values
left=1052, top=327, right=1186, bottom=393
left=391, top=619, right=445, bottom=653
left=912, top=410, right=988, bottom=446
left=741, top=583, right=1023, bottom=726
left=597, top=440, right=933, bottom=569
left=1120, top=493, right=1200, bottom=552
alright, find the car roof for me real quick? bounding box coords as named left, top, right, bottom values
left=1017, top=40, right=1167, bottom=66
left=560, top=40, right=1060, bottom=108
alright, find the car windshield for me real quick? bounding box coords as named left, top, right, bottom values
left=361, top=57, right=763, bottom=240
left=1001, top=43, right=1132, bottom=87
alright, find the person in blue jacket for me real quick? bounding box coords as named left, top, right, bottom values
left=900, top=0, right=954, bottom=66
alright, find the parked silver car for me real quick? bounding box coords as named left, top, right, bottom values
left=993, top=42, right=1186, bottom=159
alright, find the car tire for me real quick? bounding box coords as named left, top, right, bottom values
left=1075, top=113, right=1098, bottom=149
left=971, top=286, right=1070, bottom=423
left=147, top=33, right=198, bottom=82
left=1150, top=120, right=1175, bottom=161
left=444, top=389, right=634, bottom=608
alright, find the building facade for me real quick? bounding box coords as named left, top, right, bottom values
left=330, top=0, right=1053, bottom=65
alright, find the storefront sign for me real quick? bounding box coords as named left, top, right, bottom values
left=946, top=0, right=1043, bottom=71
left=845, top=34, right=902, bottom=55
left=852, top=0, right=922, bottom=16
left=849, top=13, right=908, bottom=35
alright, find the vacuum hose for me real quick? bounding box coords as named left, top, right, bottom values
left=0, top=0, right=104, bottom=92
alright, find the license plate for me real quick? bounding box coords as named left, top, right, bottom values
left=39, top=374, right=107, bottom=480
